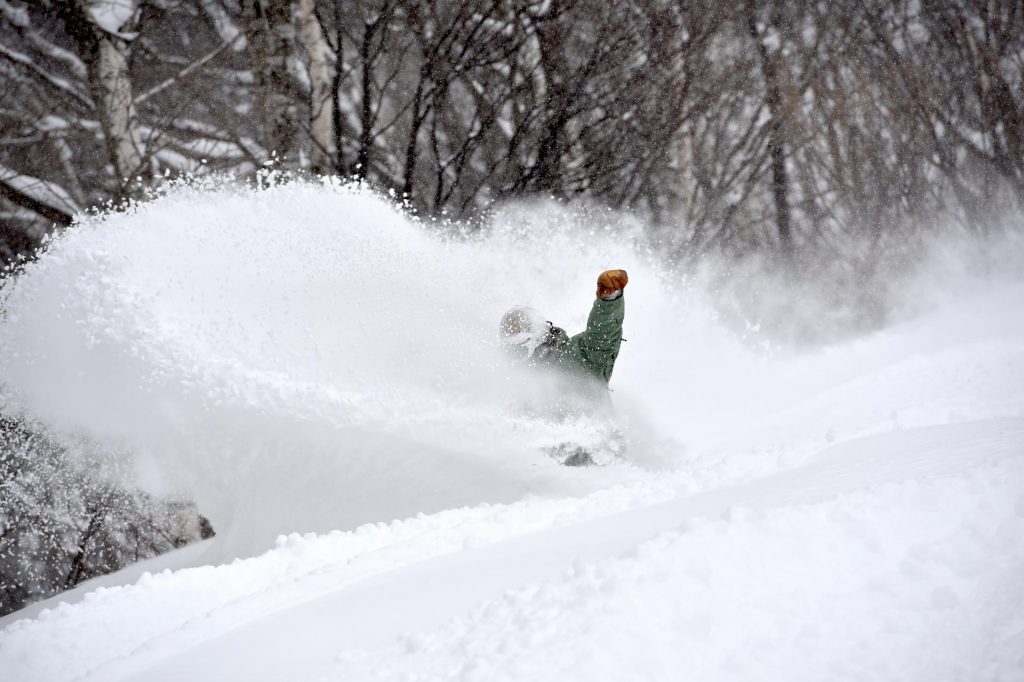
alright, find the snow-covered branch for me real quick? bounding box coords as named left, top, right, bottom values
left=0, top=43, right=93, bottom=108
left=0, top=163, right=78, bottom=225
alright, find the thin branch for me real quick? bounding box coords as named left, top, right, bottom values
left=136, top=31, right=243, bottom=105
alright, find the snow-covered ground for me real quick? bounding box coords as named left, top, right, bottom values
left=1, top=181, right=1022, bottom=681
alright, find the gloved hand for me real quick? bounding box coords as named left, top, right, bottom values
left=596, top=269, right=628, bottom=299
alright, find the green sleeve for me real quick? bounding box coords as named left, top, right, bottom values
left=568, top=295, right=624, bottom=382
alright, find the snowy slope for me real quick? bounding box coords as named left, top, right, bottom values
left=3, top=419, right=1022, bottom=682
left=1, top=180, right=1023, bottom=681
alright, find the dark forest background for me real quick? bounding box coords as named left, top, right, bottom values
left=2, top=0, right=1022, bottom=270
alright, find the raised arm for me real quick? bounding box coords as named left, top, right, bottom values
left=568, top=270, right=627, bottom=383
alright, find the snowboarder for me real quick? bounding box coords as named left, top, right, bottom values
left=499, top=269, right=627, bottom=383
left=499, top=269, right=628, bottom=465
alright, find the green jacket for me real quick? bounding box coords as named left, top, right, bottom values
left=544, top=294, right=624, bottom=384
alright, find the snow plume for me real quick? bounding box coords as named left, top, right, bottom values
left=1, top=177, right=1022, bottom=560
left=679, top=219, right=1024, bottom=346
left=0, top=178, right=663, bottom=557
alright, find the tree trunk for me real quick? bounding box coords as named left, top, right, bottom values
left=296, top=0, right=336, bottom=173
left=355, top=17, right=378, bottom=179
left=60, top=0, right=147, bottom=199
left=402, top=71, right=428, bottom=199
left=242, top=0, right=297, bottom=161
left=528, top=5, right=570, bottom=195
left=96, top=38, right=146, bottom=194
left=747, top=0, right=793, bottom=257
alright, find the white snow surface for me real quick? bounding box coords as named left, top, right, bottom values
left=1, top=179, right=1023, bottom=681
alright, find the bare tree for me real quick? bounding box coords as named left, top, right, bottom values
left=1, top=0, right=1022, bottom=266
left=56, top=0, right=149, bottom=197
left=296, top=0, right=337, bottom=173
left=0, top=417, right=213, bottom=617
left=241, top=0, right=299, bottom=162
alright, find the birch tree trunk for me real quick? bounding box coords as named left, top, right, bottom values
left=63, top=0, right=147, bottom=198
left=295, top=0, right=336, bottom=173
left=92, top=30, right=145, bottom=192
